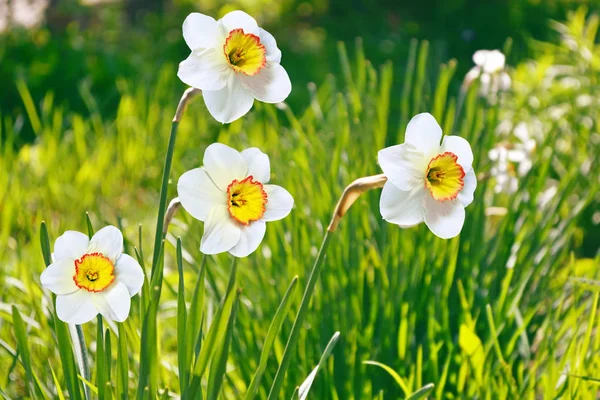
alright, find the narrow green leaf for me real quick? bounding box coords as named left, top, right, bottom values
left=117, top=324, right=129, bottom=399
left=49, top=363, right=67, bottom=400
left=244, top=276, right=299, bottom=400
left=104, top=329, right=112, bottom=400
left=297, top=331, right=340, bottom=400
left=406, top=383, right=435, bottom=400
left=176, top=237, right=188, bottom=394
left=97, top=316, right=106, bottom=400
left=206, top=291, right=241, bottom=400
left=363, top=361, right=410, bottom=395
left=85, top=212, right=95, bottom=237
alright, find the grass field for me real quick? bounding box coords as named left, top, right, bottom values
left=1, top=6, right=599, bottom=400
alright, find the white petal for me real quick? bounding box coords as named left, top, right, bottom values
left=40, top=259, right=78, bottom=295
left=200, top=205, right=242, bottom=255
left=89, top=226, right=123, bottom=263
left=241, top=63, right=291, bottom=103
left=56, top=291, right=97, bottom=324
left=203, top=143, right=247, bottom=191
left=262, top=185, right=293, bottom=221
left=54, top=231, right=89, bottom=261
left=404, top=113, right=443, bottom=157
left=483, top=50, right=505, bottom=73
left=458, top=168, right=477, bottom=207
left=178, top=167, right=225, bottom=221
left=114, top=254, right=145, bottom=297
left=378, top=143, right=426, bottom=191
left=228, top=220, right=266, bottom=257
left=92, top=282, right=131, bottom=322
left=259, top=28, right=282, bottom=63
left=472, top=50, right=488, bottom=67
left=380, top=181, right=425, bottom=227
left=219, top=10, right=259, bottom=35
left=440, top=135, right=474, bottom=170
left=241, top=148, right=270, bottom=183
left=182, top=12, right=222, bottom=51
left=423, top=196, right=465, bottom=239
left=178, top=49, right=230, bottom=91
left=203, top=76, right=255, bottom=123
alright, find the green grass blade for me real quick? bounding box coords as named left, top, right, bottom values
left=297, top=331, right=340, bottom=400
left=406, top=383, right=435, bottom=400
left=206, top=290, right=241, bottom=400
left=117, top=324, right=129, bottom=399
left=244, top=276, right=299, bottom=400
left=176, top=237, right=188, bottom=394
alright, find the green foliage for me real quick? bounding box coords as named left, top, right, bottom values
left=1, top=7, right=599, bottom=400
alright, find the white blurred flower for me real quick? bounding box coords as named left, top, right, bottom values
left=464, top=49, right=511, bottom=100
left=178, top=11, right=291, bottom=123
left=378, top=113, right=477, bottom=239
left=488, top=122, right=535, bottom=194
left=177, top=143, right=294, bottom=257
left=40, top=226, right=144, bottom=324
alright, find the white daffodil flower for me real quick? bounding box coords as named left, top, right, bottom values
left=40, top=226, right=144, bottom=324
left=177, top=143, right=294, bottom=257
left=378, top=113, right=477, bottom=239
left=177, top=10, right=291, bottom=124
left=464, top=49, right=511, bottom=99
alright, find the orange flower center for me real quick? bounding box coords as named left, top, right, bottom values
left=73, top=252, right=115, bottom=293
left=227, top=176, right=268, bottom=225
left=424, top=152, right=465, bottom=201
left=223, top=28, right=266, bottom=76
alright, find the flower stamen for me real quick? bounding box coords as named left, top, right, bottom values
left=425, top=152, right=465, bottom=201
left=223, top=28, right=266, bottom=76
left=73, top=252, right=116, bottom=293
left=227, top=175, right=268, bottom=225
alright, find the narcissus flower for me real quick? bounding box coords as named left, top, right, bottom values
left=178, top=10, right=291, bottom=123
left=464, top=49, right=511, bottom=99
left=178, top=143, right=293, bottom=257
left=40, top=226, right=144, bottom=324
left=378, top=113, right=477, bottom=239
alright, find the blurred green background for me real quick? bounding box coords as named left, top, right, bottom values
left=0, top=0, right=591, bottom=145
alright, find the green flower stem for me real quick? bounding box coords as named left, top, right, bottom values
left=150, top=88, right=200, bottom=279
left=75, top=324, right=91, bottom=400
left=267, top=173, right=387, bottom=399
left=267, top=231, right=333, bottom=400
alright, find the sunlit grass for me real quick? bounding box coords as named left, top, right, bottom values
left=1, top=8, right=599, bottom=398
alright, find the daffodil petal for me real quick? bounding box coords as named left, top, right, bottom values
left=241, top=148, right=270, bottom=183
left=380, top=181, right=425, bottom=227
left=220, top=10, right=259, bottom=35
left=458, top=168, right=477, bottom=207
left=200, top=205, right=242, bottom=255
left=203, top=143, right=248, bottom=190
left=178, top=167, right=225, bottom=221
left=440, top=135, right=474, bottom=170
left=241, top=63, right=291, bottom=103
left=228, top=220, right=266, bottom=257
left=89, top=226, right=123, bottom=263
left=54, top=231, right=89, bottom=261
left=203, top=77, right=255, bottom=123
left=262, top=185, right=293, bottom=221
left=182, top=12, right=222, bottom=50
left=56, top=291, right=97, bottom=324
left=405, top=113, right=442, bottom=156
left=92, top=281, right=131, bottom=322
left=40, top=259, right=79, bottom=295
left=259, top=28, right=282, bottom=63
left=114, top=254, right=145, bottom=297
left=378, top=143, right=426, bottom=191
left=178, top=49, right=230, bottom=91
left=423, top=196, right=465, bottom=239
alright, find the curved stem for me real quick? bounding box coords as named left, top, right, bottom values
left=150, top=88, right=201, bottom=279
left=75, top=325, right=91, bottom=400
left=267, top=173, right=387, bottom=399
